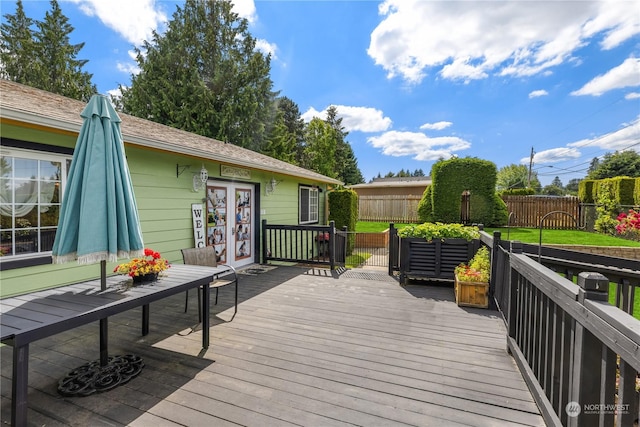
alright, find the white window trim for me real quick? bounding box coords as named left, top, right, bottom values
left=1, top=147, right=72, bottom=259
left=299, top=186, right=319, bottom=225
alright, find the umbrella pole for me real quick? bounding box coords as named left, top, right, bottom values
left=58, top=260, right=144, bottom=396
left=100, top=260, right=108, bottom=366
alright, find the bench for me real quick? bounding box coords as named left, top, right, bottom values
left=0, top=263, right=224, bottom=426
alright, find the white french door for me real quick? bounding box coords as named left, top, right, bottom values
left=205, top=181, right=254, bottom=269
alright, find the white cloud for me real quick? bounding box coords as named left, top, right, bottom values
left=367, top=130, right=471, bottom=161
left=567, top=116, right=640, bottom=152
left=368, top=0, right=640, bottom=84
left=522, top=147, right=581, bottom=164
left=529, top=90, right=548, bottom=99
left=419, top=121, right=452, bottom=131
left=527, top=117, right=640, bottom=165
left=232, top=0, right=257, bottom=24
left=571, top=57, right=640, bottom=96
left=255, top=39, right=278, bottom=60
left=69, top=0, right=168, bottom=45
left=301, top=105, right=392, bottom=133
left=71, top=0, right=259, bottom=45
left=626, top=92, right=640, bottom=100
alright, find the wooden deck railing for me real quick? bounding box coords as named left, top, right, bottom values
left=485, top=231, right=640, bottom=426
left=261, top=220, right=346, bottom=269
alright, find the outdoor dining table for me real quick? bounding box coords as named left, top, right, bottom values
left=0, top=263, right=222, bottom=426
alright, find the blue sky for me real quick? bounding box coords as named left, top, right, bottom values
left=3, top=0, right=640, bottom=186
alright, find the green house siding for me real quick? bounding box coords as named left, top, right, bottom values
left=0, top=141, right=329, bottom=298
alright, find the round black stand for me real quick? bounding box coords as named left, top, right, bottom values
left=58, top=354, right=144, bottom=397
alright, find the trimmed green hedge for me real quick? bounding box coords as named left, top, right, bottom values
left=417, top=185, right=433, bottom=223
left=328, top=189, right=358, bottom=253
left=578, top=180, right=596, bottom=203
left=426, top=157, right=506, bottom=226
left=580, top=177, right=636, bottom=205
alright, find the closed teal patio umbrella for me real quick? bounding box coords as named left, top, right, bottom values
left=52, top=94, right=145, bottom=395
left=52, top=94, right=144, bottom=272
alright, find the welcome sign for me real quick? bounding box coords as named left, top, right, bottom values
left=191, top=204, right=206, bottom=248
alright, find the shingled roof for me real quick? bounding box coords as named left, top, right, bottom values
left=0, top=80, right=342, bottom=185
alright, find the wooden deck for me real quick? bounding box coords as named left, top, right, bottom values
left=1, top=266, right=544, bottom=426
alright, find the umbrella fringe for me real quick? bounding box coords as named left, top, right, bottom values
left=52, top=250, right=146, bottom=265
left=52, top=253, right=79, bottom=264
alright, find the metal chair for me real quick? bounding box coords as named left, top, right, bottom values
left=181, top=246, right=238, bottom=322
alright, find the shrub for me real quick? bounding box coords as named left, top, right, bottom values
left=579, top=180, right=596, bottom=203
left=329, top=189, right=358, bottom=253
left=615, top=209, right=640, bottom=241
left=417, top=185, right=434, bottom=223
left=397, top=222, right=480, bottom=241
left=455, top=246, right=490, bottom=282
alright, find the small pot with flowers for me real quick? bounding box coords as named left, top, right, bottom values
left=454, top=246, right=490, bottom=308
left=114, top=248, right=170, bottom=284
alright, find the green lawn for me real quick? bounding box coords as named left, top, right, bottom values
left=345, top=252, right=371, bottom=268
left=484, top=227, right=640, bottom=247
left=355, top=222, right=413, bottom=232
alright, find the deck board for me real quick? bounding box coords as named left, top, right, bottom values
left=1, top=266, right=544, bottom=426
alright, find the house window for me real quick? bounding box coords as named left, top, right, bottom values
left=299, top=186, right=319, bottom=224
left=0, top=148, right=71, bottom=258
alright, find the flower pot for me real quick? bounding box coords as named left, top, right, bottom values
left=454, top=274, right=488, bottom=308
left=132, top=273, right=158, bottom=284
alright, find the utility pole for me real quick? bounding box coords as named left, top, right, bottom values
left=528, top=147, right=535, bottom=187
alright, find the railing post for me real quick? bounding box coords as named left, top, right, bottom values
left=388, top=223, right=396, bottom=276
left=329, top=220, right=335, bottom=270
left=489, top=231, right=501, bottom=310
left=261, top=219, right=267, bottom=264
left=507, top=241, right=522, bottom=344
left=568, top=272, right=614, bottom=427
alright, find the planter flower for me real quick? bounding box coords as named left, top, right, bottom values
left=398, top=222, right=480, bottom=241
left=396, top=222, right=482, bottom=284
left=454, top=246, right=490, bottom=308
left=615, top=209, right=640, bottom=241
left=114, top=248, right=170, bottom=283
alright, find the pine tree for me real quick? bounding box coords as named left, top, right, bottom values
left=274, top=97, right=305, bottom=164
left=0, top=0, right=35, bottom=84
left=263, top=110, right=297, bottom=164
left=120, top=0, right=274, bottom=151
left=325, top=106, right=364, bottom=185
left=302, top=118, right=336, bottom=178
left=33, top=0, right=96, bottom=100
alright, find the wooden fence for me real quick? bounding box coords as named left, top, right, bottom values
left=501, top=196, right=580, bottom=229
left=358, top=195, right=421, bottom=223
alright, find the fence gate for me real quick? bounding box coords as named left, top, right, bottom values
left=349, top=231, right=389, bottom=268
left=460, top=191, right=471, bottom=224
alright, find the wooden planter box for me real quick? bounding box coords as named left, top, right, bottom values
left=454, top=275, right=489, bottom=308
left=398, top=238, right=480, bottom=284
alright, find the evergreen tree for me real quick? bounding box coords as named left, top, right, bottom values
left=274, top=96, right=305, bottom=164
left=565, top=178, right=581, bottom=195
left=263, top=109, right=297, bottom=164
left=1, top=0, right=95, bottom=100
left=302, top=118, right=336, bottom=178
left=0, top=0, right=35, bottom=84
left=587, top=157, right=600, bottom=175
left=33, top=0, right=95, bottom=100
left=120, top=0, right=274, bottom=151
left=325, top=106, right=364, bottom=185
left=550, top=176, right=563, bottom=188
left=587, top=150, right=640, bottom=179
